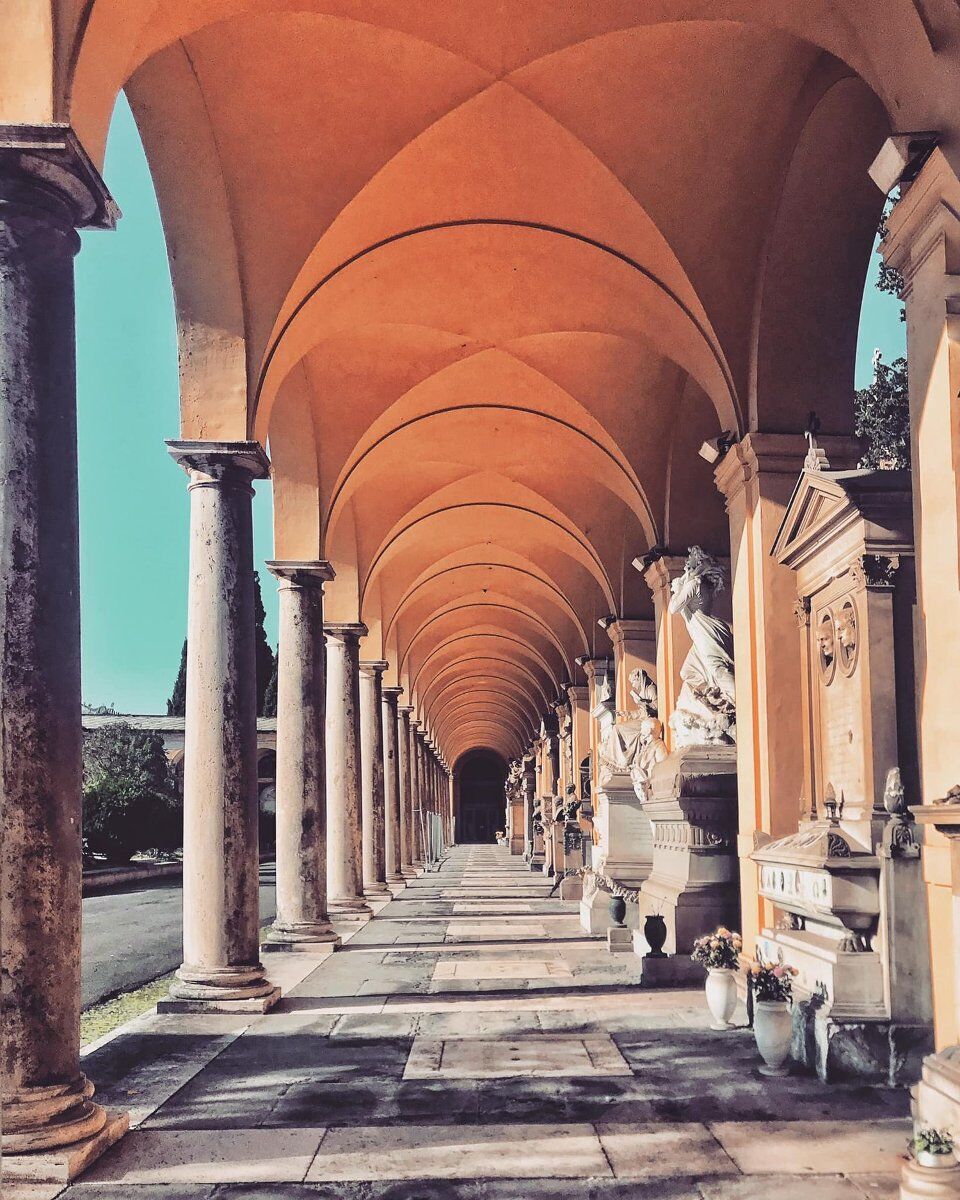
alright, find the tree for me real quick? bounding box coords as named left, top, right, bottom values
left=165, top=573, right=276, bottom=718
left=82, top=722, right=182, bottom=861
left=167, top=639, right=187, bottom=716
left=262, top=658, right=279, bottom=718
left=854, top=350, right=910, bottom=469
left=253, top=571, right=276, bottom=717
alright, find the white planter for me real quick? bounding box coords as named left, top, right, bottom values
left=916, top=1149, right=958, bottom=1170
left=753, top=999, right=792, bottom=1076
left=705, top=967, right=738, bottom=1030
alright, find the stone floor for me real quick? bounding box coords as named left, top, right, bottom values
left=34, top=845, right=910, bottom=1198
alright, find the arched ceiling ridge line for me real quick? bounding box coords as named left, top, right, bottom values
left=324, top=398, right=655, bottom=542
left=360, top=501, right=617, bottom=613
left=410, top=631, right=561, bottom=696
left=432, top=691, right=536, bottom=728
left=253, top=218, right=740, bottom=429
left=385, top=561, right=590, bottom=650
left=419, top=654, right=552, bottom=712
left=427, top=675, right=540, bottom=717
left=398, top=600, right=571, bottom=675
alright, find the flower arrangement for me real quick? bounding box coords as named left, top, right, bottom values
left=911, top=1128, right=955, bottom=1158
left=749, top=956, right=799, bottom=1003
left=691, top=926, right=742, bottom=970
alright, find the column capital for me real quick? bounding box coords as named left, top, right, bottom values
left=601, top=617, right=655, bottom=649
left=713, top=431, right=860, bottom=508
left=266, top=559, right=334, bottom=588
left=382, top=685, right=404, bottom=702
left=574, top=655, right=612, bottom=684
left=883, top=147, right=960, bottom=280
left=397, top=704, right=414, bottom=716
left=359, top=659, right=389, bottom=677
left=0, top=123, right=119, bottom=229
left=409, top=718, right=421, bottom=732
left=324, top=621, right=368, bottom=643
left=167, top=439, right=270, bottom=486
left=566, top=684, right=589, bottom=704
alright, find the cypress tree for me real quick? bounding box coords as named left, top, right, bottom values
left=167, top=639, right=187, bottom=717
left=262, top=658, right=279, bottom=718
left=253, top=571, right=276, bottom=717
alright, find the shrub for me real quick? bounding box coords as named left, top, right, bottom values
left=83, top=722, right=181, bottom=862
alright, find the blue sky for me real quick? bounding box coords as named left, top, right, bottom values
left=77, top=95, right=906, bottom=713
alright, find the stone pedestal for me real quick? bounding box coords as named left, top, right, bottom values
left=325, top=623, right=372, bottom=920
left=162, top=441, right=280, bottom=1013
left=637, top=746, right=739, bottom=957
left=578, top=771, right=653, bottom=934
left=262, top=560, right=340, bottom=952
left=559, top=819, right=585, bottom=900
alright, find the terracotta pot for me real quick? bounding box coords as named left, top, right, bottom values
left=753, top=999, right=792, bottom=1076
left=705, top=967, right=738, bottom=1030
left=644, top=914, right=667, bottom=957
left=608, top=895, right=627, bottom=927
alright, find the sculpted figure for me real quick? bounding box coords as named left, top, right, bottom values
left=630, top=715, right=668, bottom=801
left=597, top=668, right=659, bottom=784
left=668, top=547, right=736, bottom=746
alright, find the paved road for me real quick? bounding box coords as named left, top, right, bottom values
left=81, top=864, right=277, bottom=1009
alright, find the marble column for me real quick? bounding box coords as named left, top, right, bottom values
left=409, top=720, right=425, bottom=867
left=359, top=659, right=390, bottom=898
left=639, top=556, right=688, bottom=742
left=163, top=440, right=279, bottom=1012
left=714, top=433, right=856, bottom=949
left=1, top=127, right=127, bottom=1168
left=325, top=623, right=372, bottom=918
left=603, top=618, right=657, bottom=713
left=382, top=685, right=406, bottom=888
left=262, top=560, right=340, bottom=951
left=397, top=704, right=417, bottom=875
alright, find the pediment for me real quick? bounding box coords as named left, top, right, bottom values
left=771, top=471, right=857, bottom=568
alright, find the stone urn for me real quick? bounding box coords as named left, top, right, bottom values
left=644, top=914, right=667, bottom=957
left=608, top=895, right=627, bottom=927
left=915, top=1148, right=958, bottom=1170
left=753, top=1000, right=792, bottom=1076
left=705, top=968, right=738, bottom=1030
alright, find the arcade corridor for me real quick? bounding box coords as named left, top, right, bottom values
left=55, top=847, right=908, bottom=1197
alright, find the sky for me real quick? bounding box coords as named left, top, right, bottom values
left=76, top=95, right=907, bottom=714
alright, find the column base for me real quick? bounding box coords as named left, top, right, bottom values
left=2, top=1109, right=129, bottom=1189
left=157, top=963, right=282, bottom=1013
left=2, top=1076, right=109, bottom=1155
left=328, top=896, right=373, bottom=921
left=261, top=920, right=341, bottom=954
left=363, top=881, right=392, bottom=898
left=900, top=1157, right=960, bottom=1200
left=400, top=865, right=418, bottom=879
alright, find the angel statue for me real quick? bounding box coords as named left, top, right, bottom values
left=668, top=546, right=736, bottom=746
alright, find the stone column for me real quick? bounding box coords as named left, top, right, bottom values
left=262, top=560, right=340, bottom=951
left=410, top=720, right=425, bottom=866
left=325, top=623, right=372, bottom=918
left=884, top=151, right=960, bottom=1060
left=603, top=618, right=657, bottom=713
left=359, top=659, right=390, bottom=898
left=163, top=440, right=279, bottom=1013
left=382, top=685, right=405, bottom=887
left=567, top=685, right=590, bottom=799
left=639, top=555, right=688, bottom=742
left=397, top=704, right=417, bottom=875
left=1, top=127, right=127, bottom=1170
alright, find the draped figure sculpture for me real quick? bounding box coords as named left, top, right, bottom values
left=597, top=667, right=668, bottom=795
left=668, top=547, right=736, bottom=746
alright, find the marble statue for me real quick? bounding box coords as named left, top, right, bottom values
left=597, top=668, right=661, bottom=785
left=630, top=715, right=669, bottom=801
left=668, top=546, right=736, bottom=746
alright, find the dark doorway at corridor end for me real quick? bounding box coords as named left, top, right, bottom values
left=454, top=750, right=508, bottom=844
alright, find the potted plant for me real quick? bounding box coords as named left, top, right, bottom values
left=691, top=927, right=742, bottom=1029
left=911, top=1128, right=957, bottom=1169
left=749, top=957, right=798, bottom=1075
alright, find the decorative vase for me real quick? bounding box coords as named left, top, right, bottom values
left=644, top=914, right=667, bottom=957
left=916, top=1150, right=958, bottom=1170
left=608, top=895, right=627, bottom=927
left=753, top=999, right=793, bottom=1076
left=705, top=967, right=738, bottom=1030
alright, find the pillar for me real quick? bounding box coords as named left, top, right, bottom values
left=410, top=719, right=425, bottom=866
left=163, top=440, right=280, bottom=1012
left=382, top=685, right=405, bottom=887
left=397, top=704, right=417, bottom=875
left=262, top=560, right=339, bottom=951
left=325, top=623, right=372, bottom=918
left=639, top=555, right=689, bottom=742
left=566, top=685, right=590, bottom=799
left=1, top=127, right=128, bottom=1171
left=603, top=618, right=657, bottom=713
left=714, top=433, right=857, bottom=950
left=359, top=659, right=390, bottom=898
left=883, top=149, right=960, bottom=1049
